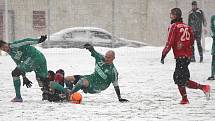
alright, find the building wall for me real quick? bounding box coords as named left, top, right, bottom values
left=1, top=0, right=215, bottom=46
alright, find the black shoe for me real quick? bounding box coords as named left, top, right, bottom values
left=207, top=76, right=215, bottom=80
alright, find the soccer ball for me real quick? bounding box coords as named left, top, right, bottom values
left=70, top=92, right=82, bottom=104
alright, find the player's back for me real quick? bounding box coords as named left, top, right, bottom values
left=172, top=22, right=194, bottom=58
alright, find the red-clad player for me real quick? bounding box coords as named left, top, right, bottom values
left=161, top=8, right=210, bottom=104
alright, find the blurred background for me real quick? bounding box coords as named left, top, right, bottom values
left=0, top=0, right=214, bottom=47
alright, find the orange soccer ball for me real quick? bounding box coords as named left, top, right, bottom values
left=70, top=92, right=82, bottom=104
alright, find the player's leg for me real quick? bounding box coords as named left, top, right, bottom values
left=185, top=58, right=211, bottom=100
left=173, top=58, right=189, bottom=104
left=11, top=67, right=25, bottom=102
left=195, top=31, right=203, bottom=62
left=208, top=55, right=215, bottom=80
left=11, top=61, right=33, bottom=102
left=191, top=32, right=197, bottom=62
left=34, top=63, right=49, bottom=100
left=64, top=75, right=82, bottom=90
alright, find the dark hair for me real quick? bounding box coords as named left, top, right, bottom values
left=171, top=8, right=182, bottom=18
left=48, top=70, right=55, bottom=81
left=0, top=40, right=7, bottom=48
left=170, top=8, right=183, bottom=24
left=56, top=69, right=65, bottom=76
left=192, top=1, right=197, bottom=5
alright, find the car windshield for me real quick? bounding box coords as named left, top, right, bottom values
left=90, top=31, right=112, bottom=39
left=69, top=30, right=88, bottom=39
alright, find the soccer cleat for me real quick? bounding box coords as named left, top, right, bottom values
left=202, top=85, right=211, bottom=100
left=207, top=76, right=215, bottom=80
left=11, top=97, right=23, bottom=102
left=180, top=98, right=189, bottom=105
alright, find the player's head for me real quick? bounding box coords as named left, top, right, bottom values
left=48, top=70, right=55, bottom=81
left=105, top=50, right=115, bottom=64
left=170, top=8, right=182, bottom=20
left=192, top=1, right=198, bottom=10
left=55, top=69, right=65, bottom=83
left=0, top=40, right=10, bottom=52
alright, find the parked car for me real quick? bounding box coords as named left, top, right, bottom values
left=41, top=27, right=146, bottom=48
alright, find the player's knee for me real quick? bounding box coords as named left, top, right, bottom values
left=77, top=79, right=89, bottom=88
left=11, top=68, right=23, bottom=77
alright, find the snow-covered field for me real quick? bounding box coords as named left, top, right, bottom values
left=0, top=38, right=215, bottom=121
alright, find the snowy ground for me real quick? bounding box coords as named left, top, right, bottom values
left=0, top=38, right=215, bottom=121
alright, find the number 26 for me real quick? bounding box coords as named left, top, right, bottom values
left=180, top=28, right=190, bottom=41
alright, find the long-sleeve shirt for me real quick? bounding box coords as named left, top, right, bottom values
left=162, top=22, right=194, bottom=58
left=188, top=8, right=207, bottom=32
left=83, top=49, right=119, bottom=93
left=8, top=38, right=45, bottom=67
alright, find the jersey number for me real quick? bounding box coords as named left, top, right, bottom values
left=180, top=28, right=190, bottom=41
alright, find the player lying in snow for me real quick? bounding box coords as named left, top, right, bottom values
left=47, top=43, right=128, bottom=102
left=0, top=36, right=48, bottom=102
left=42, top=69, right=82, bottom=102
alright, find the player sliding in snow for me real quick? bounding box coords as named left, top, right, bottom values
left=161, top=8, right=211, bottom=104
left=0, top=36, right=49, bottom=102
left=50, top=43, right=129, bottom=102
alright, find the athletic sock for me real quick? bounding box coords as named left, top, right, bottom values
left=50, top=81, right=65, bottom=93
left=187, top=80, right=203, bottom=89
left=71, top=82, right=82, bottom=93
left=13, top=77, right=21, bottom=98
left=178, top=85, right=187, bottom=99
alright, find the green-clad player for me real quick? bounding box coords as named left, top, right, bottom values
left=50, top=43, right=128, bottom=102
left=0, top=35, right=48, bottom=102
left=208, top=15, right=215, bottom=80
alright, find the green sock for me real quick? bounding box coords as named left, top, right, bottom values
left=13, top=77, right=21, bottom=98
left=50, top=81, right=65, bottom=93
left=71, top=81, right=83, bottom=93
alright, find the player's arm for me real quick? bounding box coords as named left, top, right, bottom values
left=10, top=35, right=47, bottom=48
left=112, top=69, right=128, bottom=102
left=161, top=25, right=176, bottom=64
left=83, top=43, right=104, bottom=61
left=201, top=10, right=207, bottom=27
left=188, top=12, right=192, bottom=26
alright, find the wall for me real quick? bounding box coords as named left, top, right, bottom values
left=1, top=0, right=215, bottom=46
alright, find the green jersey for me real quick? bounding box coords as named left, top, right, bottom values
left=211, top=15, right=215, bottom=55
left=83, top=49, right=119, bottom=94
left=9, top=38, right=47, bottom=78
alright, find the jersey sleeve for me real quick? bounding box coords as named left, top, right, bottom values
left=200, top=10, right=207, bottom=27
left=112, top=67, right=119, bottom=87
left=90, top=49, right=105, bottom=61
left=10, top=38, right=39, bottom=48
left=162, top=24, right=176, bottom=56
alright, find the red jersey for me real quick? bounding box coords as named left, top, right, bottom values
left=162, top=22, right=194, bottom=58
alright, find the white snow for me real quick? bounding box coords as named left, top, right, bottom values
left=0, top=37, right=214, bottom=121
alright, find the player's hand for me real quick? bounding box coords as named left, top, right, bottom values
left=38, top=35, right=47, bottom=43
left=23, top=77, right=33, bottom=88
left=83, top=43, right=94, bottom=51
left=119, top=98, right=129, bottom=103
